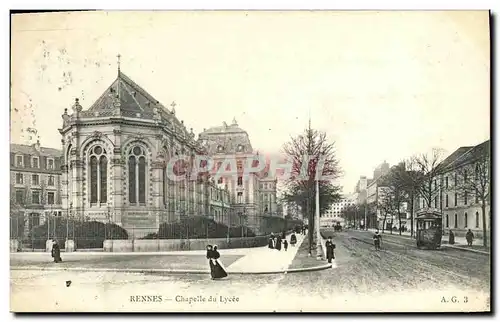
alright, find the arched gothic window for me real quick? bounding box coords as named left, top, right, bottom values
left=128, top=146, right=146, bottom=204
left=89, top=145, right=107, bottom=204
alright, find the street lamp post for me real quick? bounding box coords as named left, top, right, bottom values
left=315, top=178, right=323, bottom=260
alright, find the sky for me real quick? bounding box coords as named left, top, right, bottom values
left=10, top=11, right=490, bottom=194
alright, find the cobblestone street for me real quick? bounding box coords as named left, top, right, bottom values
left=10, top=230, right=490, bottom=312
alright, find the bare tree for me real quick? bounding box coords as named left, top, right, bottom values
left=454, top=142, right=490, bottom=247
left=282, top=122, right=342, bottom=253
left=411, top=148, right=444, bottom=210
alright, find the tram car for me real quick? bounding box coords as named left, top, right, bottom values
left=415, top=208, right=443, bottom=250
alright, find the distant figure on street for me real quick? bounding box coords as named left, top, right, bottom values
left=466, top=229, right=474, bottom=246
left=373, top=230, right=382, bottom=251
left=325, top=236, right=336, bottom=263
left=449, top=230, right=455, bottom=245
left=268, top=235, right=274, bottom=249
left=283, top=239, right=288, bottom=251
left=276, top=235, right=282, bottom=251
left=51, top=239, right=62, bottom=263
left=210, top=245, right=228, bottom=279
left=290, top=233, right=297, bottom=247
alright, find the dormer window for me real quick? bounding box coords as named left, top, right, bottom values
left=217, top=145, right=224, bottom=152
left=15, top=155, right=23, bottom=167
left=32, top=157, right=39, bottom=168
left=237, top=144, right=244, bottom=152
left=47, top=158, right=54, bottom=170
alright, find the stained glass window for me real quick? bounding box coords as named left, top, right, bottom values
left=129, top=156, right=136, bottom=204
left=90, top=156, right=98, bottom=203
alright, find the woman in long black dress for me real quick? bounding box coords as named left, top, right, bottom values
left=211, top=245, right=228, bottom=279
left=206, top=245, right=215, bottom=279
left=51, top=239, right=62, bottom=263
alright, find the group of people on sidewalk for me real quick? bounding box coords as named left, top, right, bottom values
left=268, top=232, right=296, bottom=251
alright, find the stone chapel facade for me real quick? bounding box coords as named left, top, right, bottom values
left=59, top=69, right=280, bottom=238
left=59, top=70, right=213, bottom=238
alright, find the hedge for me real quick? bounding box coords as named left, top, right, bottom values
left=27, top=219, right=128, bottom=249
left=142, top=216, right=256, bottom=239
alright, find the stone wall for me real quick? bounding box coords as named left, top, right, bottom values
left=103, top=236, right=268, bottom=252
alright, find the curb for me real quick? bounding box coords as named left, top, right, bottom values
left=441, top=244, right=490, bottom=255
left=10, top=263, right=333, bottom=275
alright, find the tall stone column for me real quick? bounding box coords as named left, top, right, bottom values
left=110, top=155, right=124, bottom=225
left=151, top=159, right=164, bottom=227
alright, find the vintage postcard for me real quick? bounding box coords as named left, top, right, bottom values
left=9, top=10, right=491, bottom=312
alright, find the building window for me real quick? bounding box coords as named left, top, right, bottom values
left=218, top=177, right=223, bottom=184
left=454, top=172, right=457, bottom=186
left=454, top=213, right=458, bottom=228
left=32, top=190, right=40, bottom=204
left=32, top=157, right=39, bottom=168
left=464, top=212, right=468, bottom=228
left=463, top=170, right=468, bottom=183
left=454, top=193, right=457, bottom=206
left=237, top=176, right=243, bottom=186
left=475, top=211, right=479, bottom=228
left=47, top=192, right=55, bottom=205
left=445, top=176, right=448, bottom=189
left=15, top=173, right=23, bottom=184
left=464, top=191, right=468, bottom=205
left=445, top=215, right=449, bottom=228
left=16, top=155, right=23, bottom=167
left=434, top=196, right=438, bottom=208
left=89, top=145, right=108, bottom=204
left=445, top=194, right=449, bottom=207
left=32, top=174, right=39, bottom=185
left=128, top=146, right=146, bottom=204
left=237, top=192, right=243, bottom=204
left=15, top=190, right=24, bottom=204
left=475, top=190, right=479, bottom=204
left=48, top=175, right=55, bottom=186
left=47, top=158, right=54, bottom=170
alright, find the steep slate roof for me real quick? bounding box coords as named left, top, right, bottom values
left=81, top=71, right=183, bottom=127
left=447, top=140, right=490, bottom=169
left=11, top=142, right=62, bottom=157
left=199, top=120, right=254, bottom=154
left=436, top=140, right=490, bottom=173
left=436, top=146, right=472, bottom=173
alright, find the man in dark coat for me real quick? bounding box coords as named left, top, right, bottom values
left=268, top=236, right=274, bottom=249
left=466, top=229, right=474, bottom=246
left=325, top=236, right=336, bottom=263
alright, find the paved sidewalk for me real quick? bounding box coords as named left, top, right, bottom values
left=10, top=233, right=324, bottom=274
left=227, top=234, right=306, bottom=273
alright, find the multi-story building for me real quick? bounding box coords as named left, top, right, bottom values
left=198, top=120, right=278, bottom=234
left=320, top=194, right=356, bottom=227
left=208, top=179, right=231, bottom=224
left=10, top=141, right=64, bottom=234
left=420, top=140, right=491, bottom=238
left=58, top=68, right=214, bottom=238
left=366, top=161, right=390, bottom=228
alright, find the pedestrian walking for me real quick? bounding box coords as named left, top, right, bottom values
left=325, top=236, right=336, bottom=263
left=210, top=245, right=228, bottom=279
left=449, top=230, right=455, bottom=245
left=268, top=235, right=274, bottom=249
left=206, top=244, right=216, bottom=279
left=373, top=230, right=382, bottom=251
left=275, top=235, right=282, bottom=251
left=283, top=239, right=288, bottom=251
left=290, top=233, right=297, bottom=247
left=466, top=229, right=474, bottom=246
left=51, top=239, right=62, bottom=263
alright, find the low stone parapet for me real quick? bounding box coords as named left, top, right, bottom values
left=103, top=236, right=268, bottom=252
